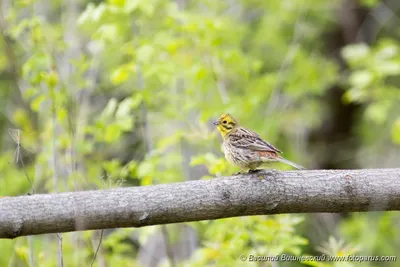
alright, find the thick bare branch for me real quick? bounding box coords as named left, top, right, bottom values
left=1, top=168, right=400, bottom=239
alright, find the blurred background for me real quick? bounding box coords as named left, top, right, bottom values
left=1, top=0, right=400, bottom=266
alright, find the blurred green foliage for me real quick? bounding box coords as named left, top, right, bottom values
left=0, top=0, right=400, bottom=266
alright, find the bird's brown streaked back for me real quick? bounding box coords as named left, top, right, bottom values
left=226, top=127, right=282, bottom=154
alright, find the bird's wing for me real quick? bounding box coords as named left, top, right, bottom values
left=228, top=127, right=282, bottom=153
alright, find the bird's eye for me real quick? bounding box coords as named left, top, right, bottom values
left=223, top=120, right=227, bottom=124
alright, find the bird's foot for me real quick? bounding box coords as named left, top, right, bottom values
left=233, top=171, right=242, bottom=175
left=248, top=169, right=262, bottom=174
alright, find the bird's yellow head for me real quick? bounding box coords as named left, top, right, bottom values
left=213, top=114, right=238, bottom=137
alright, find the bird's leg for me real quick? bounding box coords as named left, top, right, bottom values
left=248, top=169, right=261, bottom=174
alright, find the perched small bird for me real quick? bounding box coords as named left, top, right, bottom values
left=214, top=113, right=305, bottom=173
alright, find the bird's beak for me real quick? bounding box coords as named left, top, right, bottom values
left=213, top=121, right=219, bottom=126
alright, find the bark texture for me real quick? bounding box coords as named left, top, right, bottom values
left=1, top=168, right=400, bottom=239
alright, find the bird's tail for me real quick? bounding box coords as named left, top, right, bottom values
left=278, top=157, right=305, bottom=170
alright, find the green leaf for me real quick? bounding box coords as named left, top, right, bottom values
left=342, top=88, right=368, bottom=104
left=116, top=98, right=134, bottom=118
left=77, top=3, right=96, bottom=25
left=91, top=3, right=108, bottom=22
left=376, top=44, right=398, bottom=60
left=136, top=44, right=155, bottom=62
left=124, top=0, right=140, bottom=13
left=157, top=131, right=183, bottom=150
left=57, top=107, right=68, bottom=122
left=104, top=124, right=122, bottom=143
left=130, top=93, right=143, bottom=108
left=341, top=43, right=370, bottom=65
left=391, top=118, right=400, bottom=144
left=111, top=64, right=136, bottom=85
left=376, top=61, right=400, bottom=76
left=108, top=0, right=125, bottom=7
left=94, top=23, right=119, bottom=41
left=9, top=19, right=31, bottom=39
left=190, top=153, right=218, bottom=167
left=349, top=70, right=373, bottom=88
left=30, top=95, right=46, bottom=112
left=102, top=159, right=122, bottom=175
left=137, top=161, right=155, bottom=177
left=365, top=102, right=389, bottom=124
left=15, top=246, right=29, bottom=265
left=360, top=0, right=380, bottom=8
left=116, top=117, right=134, bottom=131
left=101, top=98, right=118, bottom=120
left=23, top=87, right=39, bottom=100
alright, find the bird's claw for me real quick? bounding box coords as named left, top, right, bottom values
left=233, top=169, right=262, bottom=176
left=248, top=169, right=261, bottom=174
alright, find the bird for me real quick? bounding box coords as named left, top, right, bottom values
left=213, top=113, right=305, bottom=173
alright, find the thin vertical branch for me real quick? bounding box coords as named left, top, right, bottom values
left=90, top=230, right=104, bottom=267
left=161, top=226, right=176, bottom=267
left=57, top=234, right=63, bottom=267
left=19, top=153, right=35, bottom=194
left=28, top=236, right=35, bottom=267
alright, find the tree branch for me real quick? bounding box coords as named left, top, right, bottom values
left=1, top=168, right=400, bottom=239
